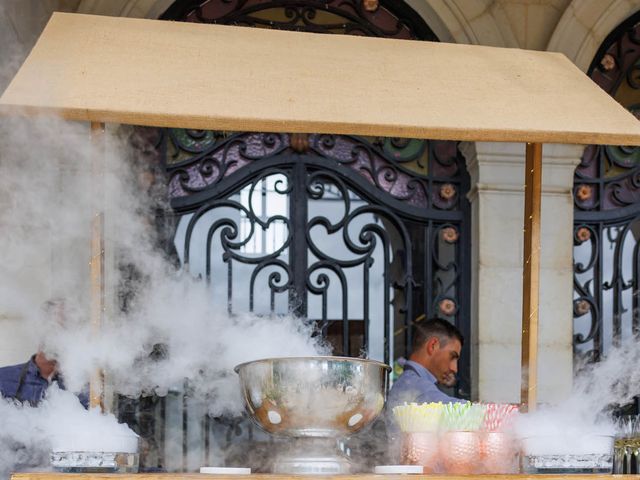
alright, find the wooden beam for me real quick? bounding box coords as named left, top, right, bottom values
left=520, top=142, right=542, bottom=413
left=89, top=121, right=105, bottom=411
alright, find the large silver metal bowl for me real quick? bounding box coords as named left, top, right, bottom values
left=234, top=356, right=391, bottom=438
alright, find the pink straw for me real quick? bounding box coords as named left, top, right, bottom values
left=482, top=403, right=519, bottom=432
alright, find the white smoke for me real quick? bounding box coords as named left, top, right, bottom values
left=0, top=112, right=329, bottom=476
left=0, top=386, right=140, bottom=479
left=516, top=338, right=640, bottom=456
left=0, top=399, right=48, bottom=479
left=0, top=12, right=328, bottom=474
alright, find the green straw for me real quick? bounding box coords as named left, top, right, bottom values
left=441, top=402, right=486, bottom=431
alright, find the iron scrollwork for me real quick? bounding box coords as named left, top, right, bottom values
left=182, top=168, right=293, bottom=312
left=167, top=132, right=466, bottom=213
left=163, top=0, right=437, bottom=40
left=304, top=169, right=415, bottom=356
left=431, top=223, right=460, bottom=318
left=171, top=150, right=468, bottom=363
left=310, top=134, right=462, bottom=210
left=168, top=132, right=288, bottom=199
left=574, top=14, right=640, bottom=361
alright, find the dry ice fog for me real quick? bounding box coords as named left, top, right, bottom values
left=1, top=7, right=640, bottom=479
left=0, top=112, right=332, bottom=475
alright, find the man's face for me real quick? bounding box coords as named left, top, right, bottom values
left=35, top=351, right=59, bottom=380
left=429, top=337, right=461, bottom=386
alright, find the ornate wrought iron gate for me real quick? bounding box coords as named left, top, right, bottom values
left=119, top=0, right=472, bottom=471
left=159, top=0, right=471, bottom=390
left=573, top=13, right=640, bottom=364
left=165, top=132, right=469, bottom=366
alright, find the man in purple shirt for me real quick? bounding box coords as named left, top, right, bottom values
left=388, top=317, right=465, bottom=409
left=0, top=351, right=62, bottom=406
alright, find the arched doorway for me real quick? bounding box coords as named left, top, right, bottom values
left=158, top=0, right=471, bottom=388
left=122, top=0, right=472, bottom=470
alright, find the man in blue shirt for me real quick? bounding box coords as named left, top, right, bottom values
left=0, top=351, right=62, bottom=406
left=382, top=318, right=466, bottom=463
left=388, top=317, right=465, bottom=409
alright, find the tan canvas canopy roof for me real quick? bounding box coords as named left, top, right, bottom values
left=2, top=12, right=640, bottom=145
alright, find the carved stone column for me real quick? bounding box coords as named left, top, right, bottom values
left=462, top=142, right=582, bottom=404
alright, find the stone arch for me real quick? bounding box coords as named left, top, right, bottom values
left=403, top=0, right=470, bottom=44
left=548, top=0, right=640, bottom=72
left=410, top=0, right=513, bottom=47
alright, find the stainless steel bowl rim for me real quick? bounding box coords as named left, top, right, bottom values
left=233, top=355, right=391, bottom=373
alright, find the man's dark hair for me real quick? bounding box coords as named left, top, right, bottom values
left=412, top=317, right=464, bottom=352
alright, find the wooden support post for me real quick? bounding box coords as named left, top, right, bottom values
left=520, top=142, right=542, bottom=413
left=89, top=121, right=105, bottom=411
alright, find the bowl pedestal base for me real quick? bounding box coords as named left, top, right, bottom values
left=272, top=438, right=352, bottom=474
